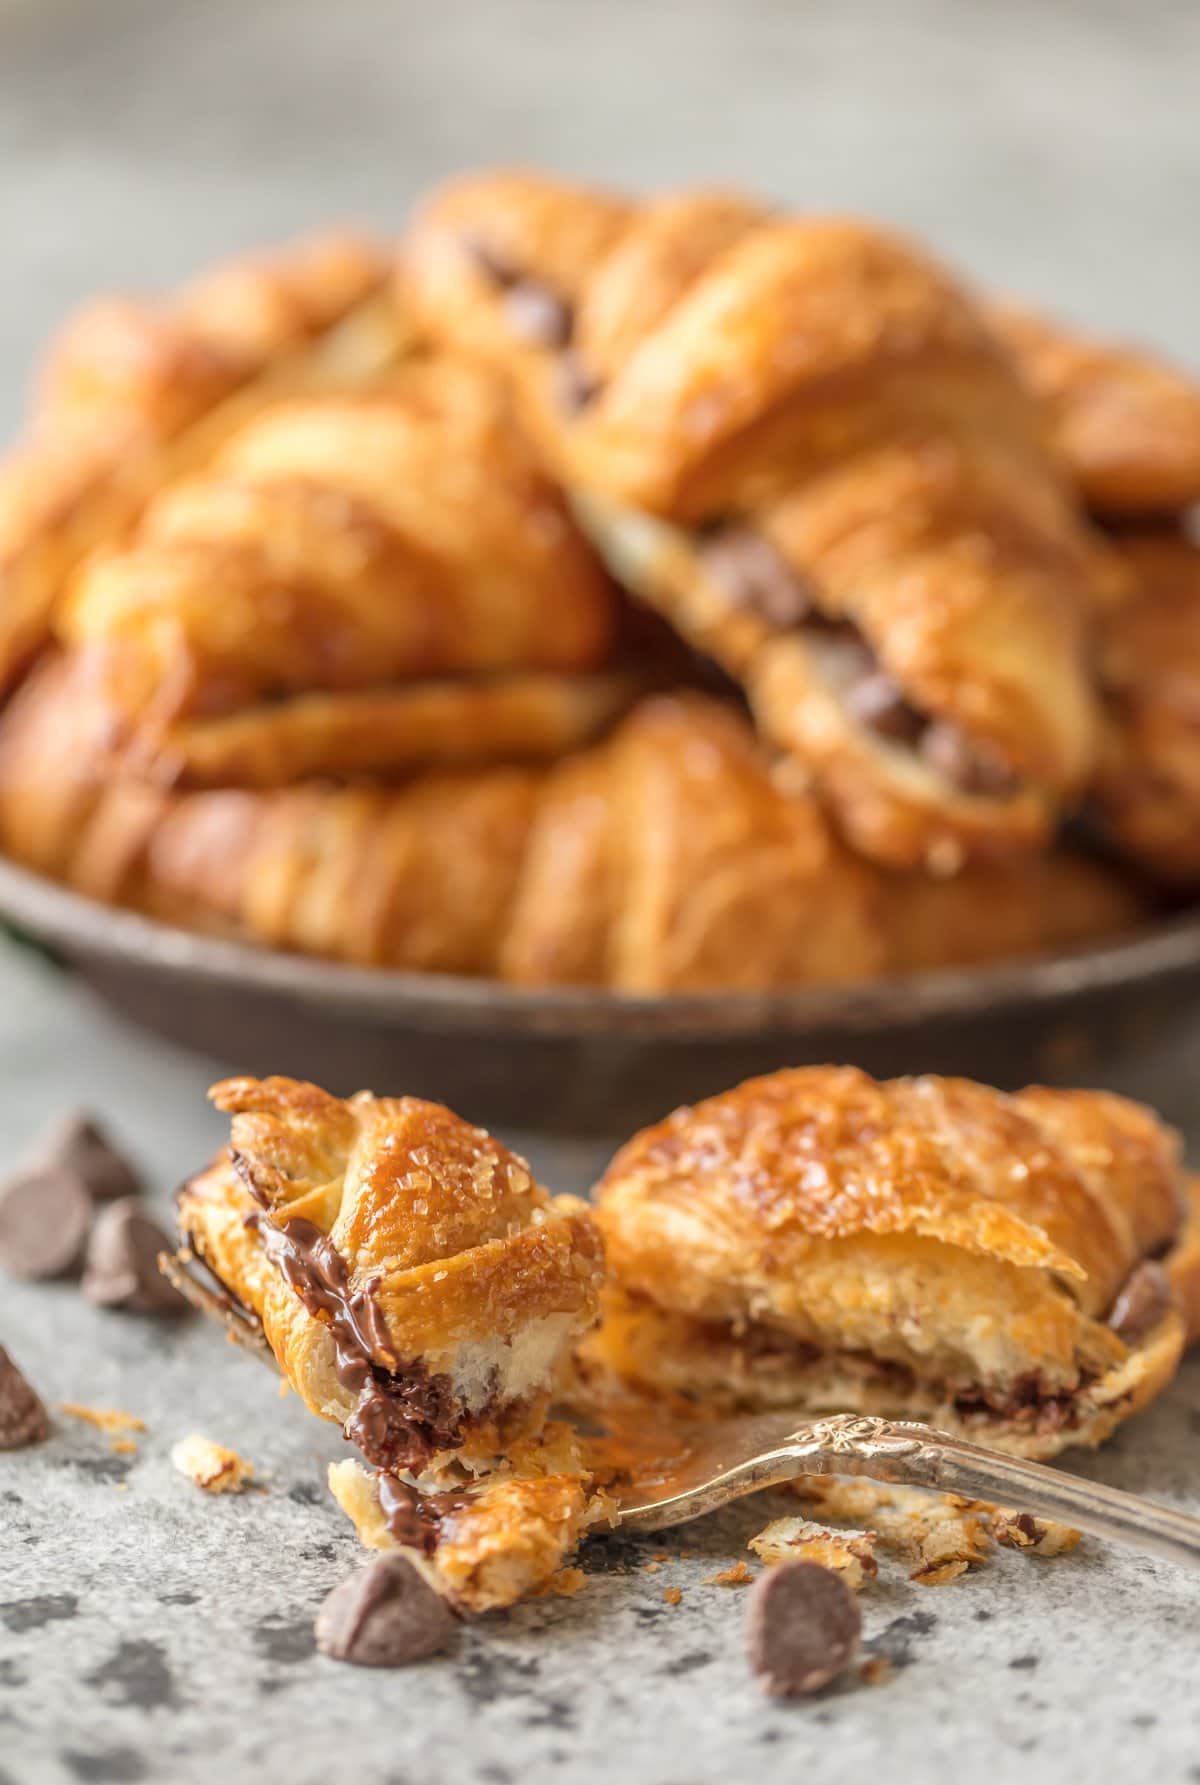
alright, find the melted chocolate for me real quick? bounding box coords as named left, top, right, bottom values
left=1107, top=1260, right=1170, bottom=1344
left=699, top=521, right=1021, bottom=800
left=240, top=1188, right=464, bottom=1473
left=376, top=1473, right=471, bottom=1555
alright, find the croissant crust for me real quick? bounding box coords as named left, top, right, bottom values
left=587, top=1066, right=1192, bottom=1458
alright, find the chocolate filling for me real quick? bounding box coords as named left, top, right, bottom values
left=234, top=1158, right=464, bottom=1472
left=376, top=1473, right=472, bottom=1555
left=698, top=521, right=1021, bottom=799
left=1106, top=1260, right=1170, bottom=1344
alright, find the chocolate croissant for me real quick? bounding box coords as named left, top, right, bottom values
left=0, top=232, right=406, bottom=695
left=55, top=356, right=619, bottom=775
left=585, top=1066, right=1199, bottom=1458
left=178, top=1076, right=604, bottom=1471
left=1090, top=530, right=1200, bottom=884
left=0, top=662, right=1141, bottom=983
left=176, top=1076, right=611, bottom=1610
left=993, top=304, right=1200, bottom=518
left=405, top=173, right=1117, bottom=870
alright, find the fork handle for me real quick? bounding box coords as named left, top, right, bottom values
left=793, top=1416, right=1200, bottom=1571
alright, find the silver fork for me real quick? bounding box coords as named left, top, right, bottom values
left=612, top=1411, right=1200, bottom=1570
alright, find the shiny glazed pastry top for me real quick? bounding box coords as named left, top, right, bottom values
left=586, top=1065, right=1200, bottom=1458
left=177, top=1075, right=604, bottom=1474
left=405, top=173, right=1118, bottom=870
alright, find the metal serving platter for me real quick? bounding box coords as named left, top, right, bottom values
left=1, top=853, right=1198, bottom=1134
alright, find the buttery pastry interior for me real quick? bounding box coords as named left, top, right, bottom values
left=0, top=191, right=1196, bottom=997
left=176, top=1075, right=611, bottom=1610
left=585, top=1066, right=1200, bottom=1460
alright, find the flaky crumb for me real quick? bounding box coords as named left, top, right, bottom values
left=703, top=1561, right=754, bottom=1588
left=642, top=1560, right=662, bottom=1574
left=663, top=1586, right=682, bottom=1606
left=749, top=1516, right=878, bottom=1590
left=989, top=1508, right=1081, bottom=1556
left=109, top=1438, right=138, bottom=1456
left=276, top=1378, right=290, bottom=1400
left=59, top=1403, right=146, bottom=1435
left=535, top=1567, right=587, bottom=1599
left=171, top=1434, right=255, bottom=1494
left=860, top=1656, right=892, bottom=1687
left=791, top=1476, right=988, bottom=1583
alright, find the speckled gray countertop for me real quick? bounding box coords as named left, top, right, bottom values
left=2, top=2, right=1200, bottom=1780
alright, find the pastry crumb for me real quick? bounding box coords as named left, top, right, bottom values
left=663, top=1586, right=682, bottom=1606
left=59, top=1403, right=146, bottom=1435
left=650, top=1550, right=669, bottom=1562
left=276, top=1378, right=291, bottom=1399
left=534, top=1567, right=587, bottom=1599
left=790, top=1476, right=989, bottom=1582
left=703, top=1561, right=754, bottom=1588
left=749, top=1516, right=878, bottom=1591
left=642, top=1560, right=662, bottom=1574
left=860, top=1656, right=892, bottom=1687
left=109, top=1437, right=139, bottom=1455
left=989, top=1508, right=1081, bottom=1556
left=171, top=1434, right=255, bottom=1494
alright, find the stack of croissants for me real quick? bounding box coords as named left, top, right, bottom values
left=1, top=170, right=1198, bottom=991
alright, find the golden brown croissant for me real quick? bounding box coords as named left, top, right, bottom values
left=175, top=1076, right=611, bottom=1609
left=994, top=303, right=1200, bottom=518
left=405, top=173, right=1118, bottom=870
left=56, top=356, right=618, bottom=769
left=584, top=1066, right=1198, bottom=1458
left=178, top=1076, right=605, bottom=1469
left=0, top=666, right=1141, bottom=984
left=1090, top=530, right=1200, bottom=883
left=0, top=232, right=406, bottom=695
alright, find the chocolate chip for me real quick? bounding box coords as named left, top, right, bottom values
left=503, top=280, right=573, bottom=349
left=557, top=349, right=601, bottom=413
left=0, top=1166, right=91, bottom=1280
left=0, top=1346, right=50, bottom=1449
left=844, top=670, right=927, bottom=743
left=81, top=1199, right=189, bottom=1315
left=24, top=1110, right=141, bottom=1203
left=920, top=721, right=1020, bottom=798
left=315, top=1556, right=454, bottom=1667
left=745, top=1562, right=861, bottom=1698
left=699, top=525, right=816, bottom=629
left=1108, top=1260, right=1170, bottom=1343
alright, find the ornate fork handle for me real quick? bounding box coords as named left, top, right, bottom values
left=788, top=1416, right=1200, bottom=1571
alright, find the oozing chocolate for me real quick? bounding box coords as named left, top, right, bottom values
left=1107, top=1260, right=1170, bottom=1344
left=464, top=233, right=574, bottom=349
left=236, top=1171, right=464, bottom=1472
left=376, top=1472, right=471, bottom=1555
left=700, top=522, right=1022, bottom=799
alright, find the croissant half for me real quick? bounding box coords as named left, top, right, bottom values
left=405, top=173, right=1116, bottom=870
left=174, top=1076, right=610, bottom=1610
left=585, top=1066, right=1198, bottom=1459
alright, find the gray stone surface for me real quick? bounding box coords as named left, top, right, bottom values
left=2, top=1, right=1200, bottom=1780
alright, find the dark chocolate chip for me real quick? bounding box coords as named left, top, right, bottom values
left=503, top=281, right=573, bottom=349
left=315, top=1556, right=454, bottom=1667
left=557, top=349, right=601, bottom=413
left=745, top=1561, right=861, bottom=1698
left=844, top=670, right=927, bottom=743
left=698, top=525, right=815, bottom=629
left=920, top=721, right=1020, bottom=798
left=1108, top=1260, right=1170, bottom=1343
left=24, top=1110, right=141, bottom=1204
left=0, top=1166, right=91, bottom=1280
left=0, top=1346, right=50, bottom=1450
left=81, top=1199, right=189, bottom=1315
